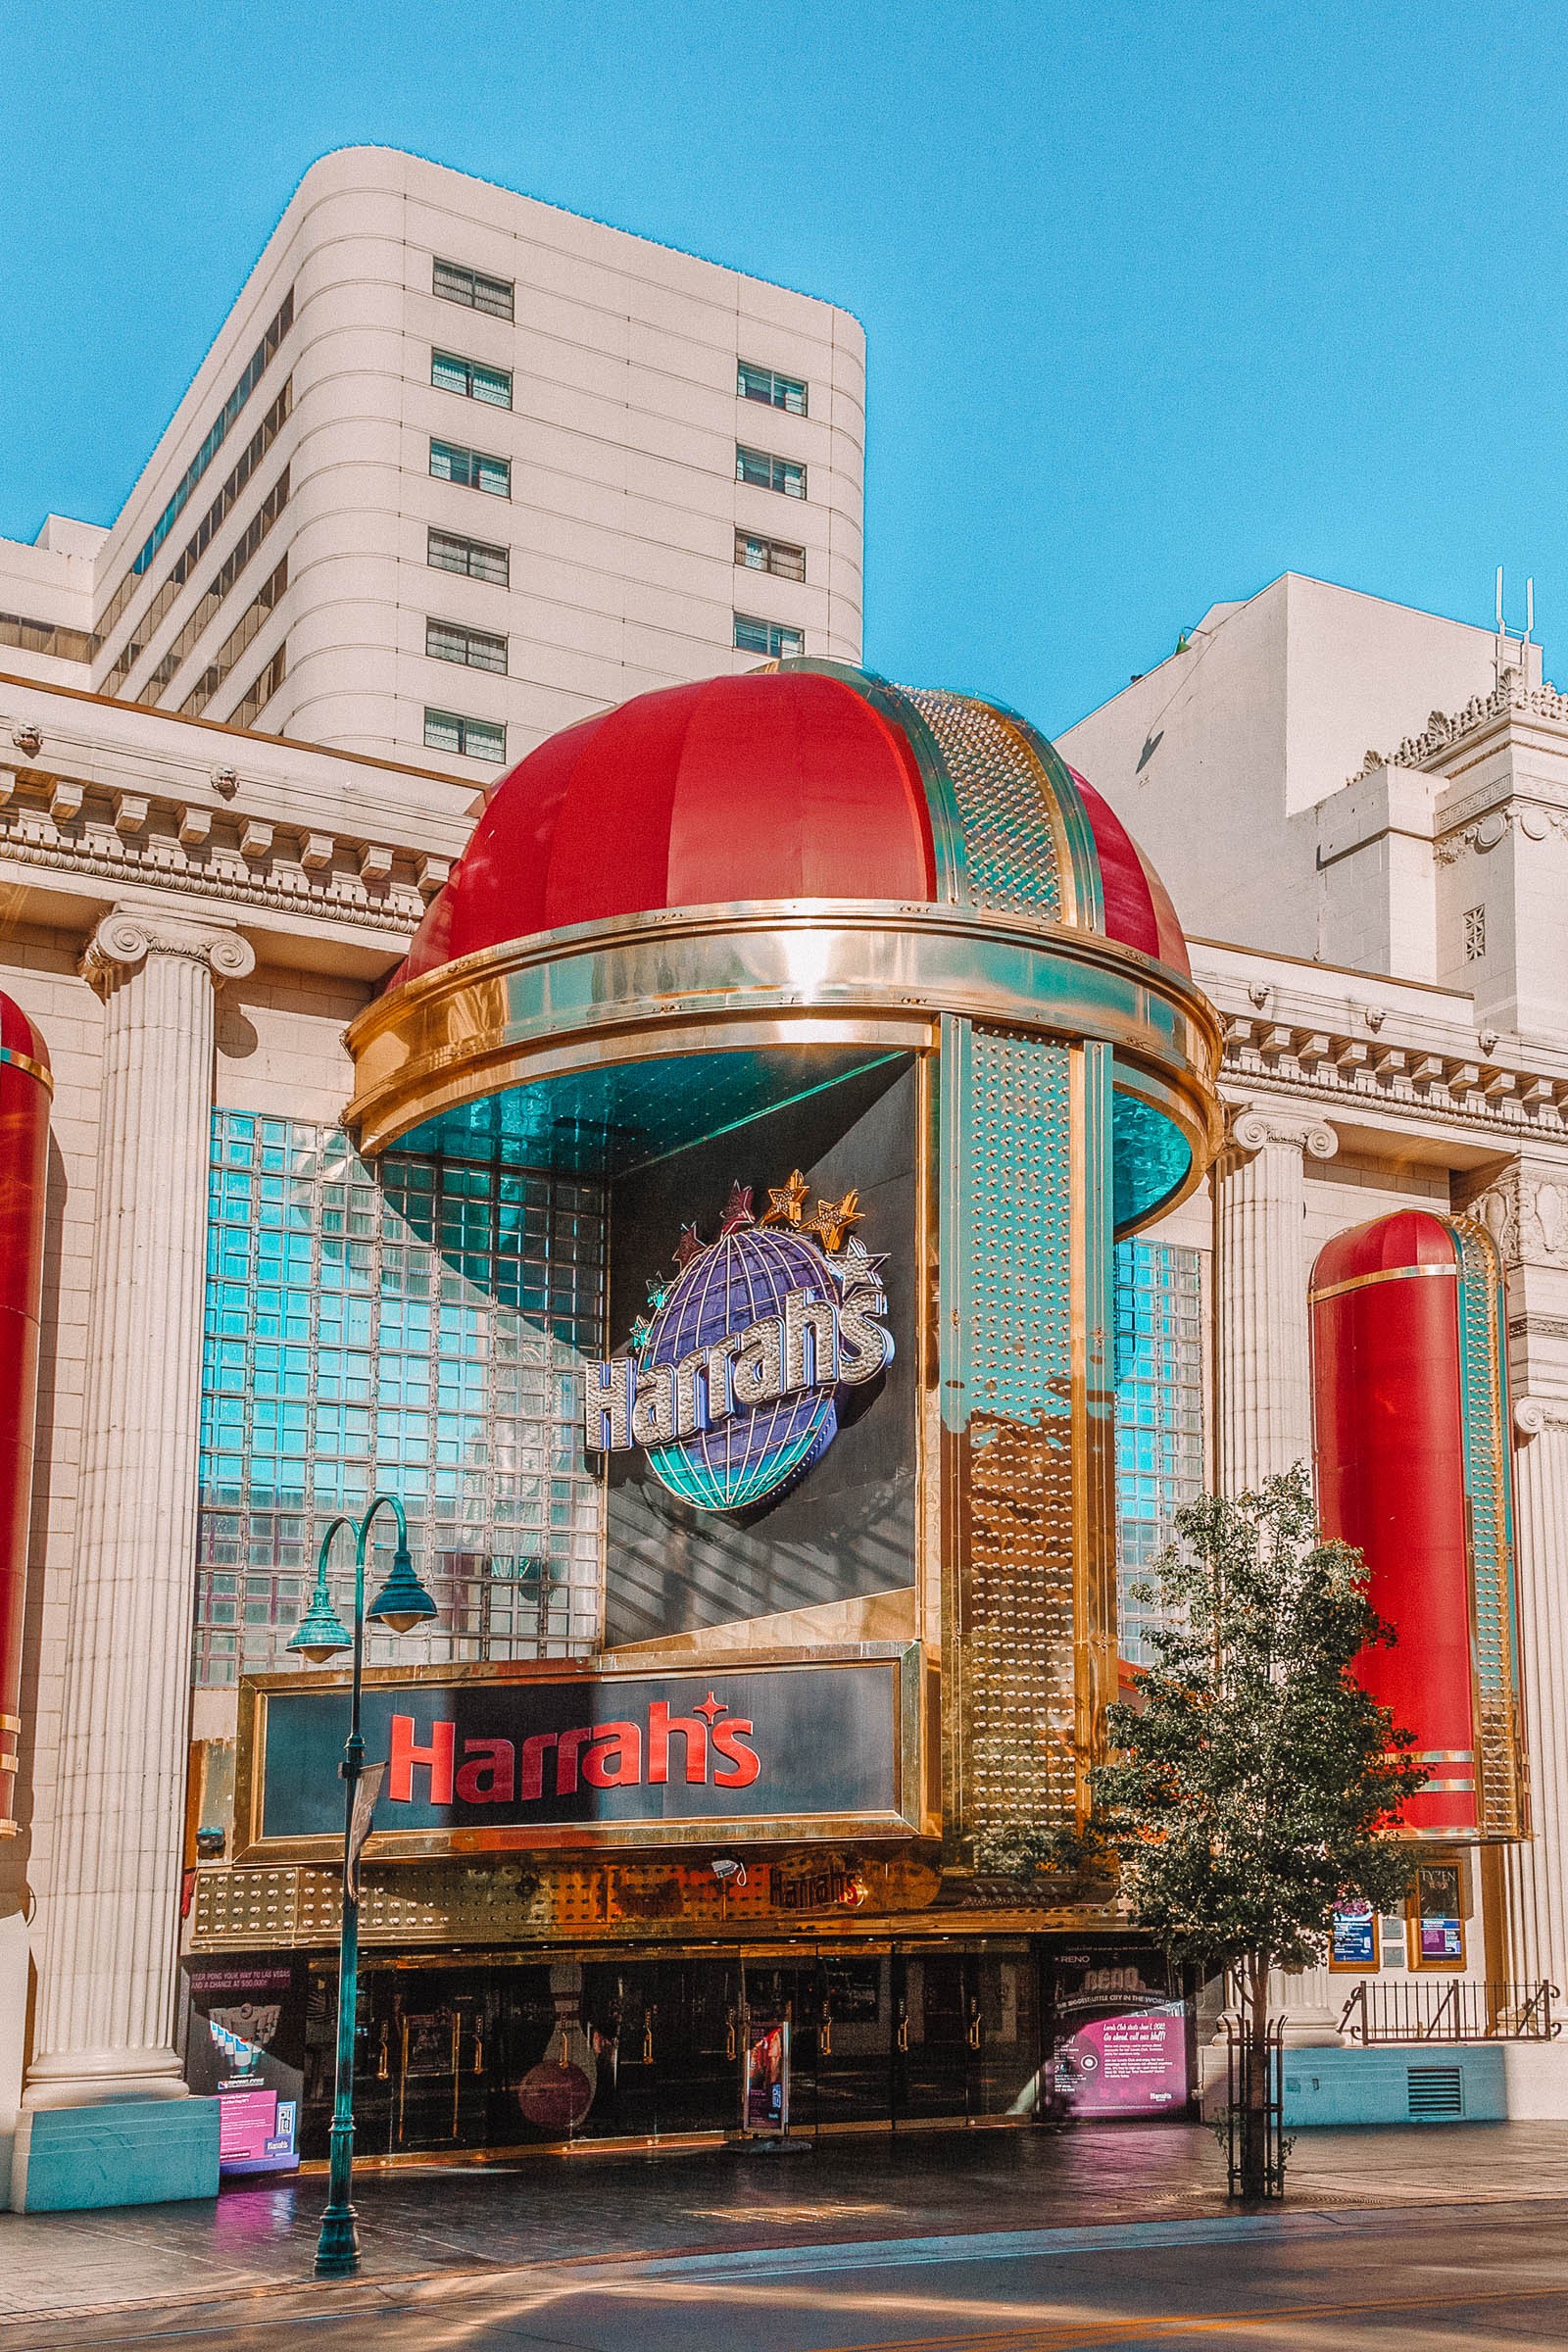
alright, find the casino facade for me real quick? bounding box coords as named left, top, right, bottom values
left=12, top=597, right=1568, bottom=2210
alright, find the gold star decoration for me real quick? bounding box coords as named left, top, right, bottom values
left=760, top=1169, right=811, bottom=1228
left=806, top=1188, right=862, bottom=1251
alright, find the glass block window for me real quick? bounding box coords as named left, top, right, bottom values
left=1113, top=1238, right=1204, bottom=1665
left=196, top=1113, right=607, bottom=1687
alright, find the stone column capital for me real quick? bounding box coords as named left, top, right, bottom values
left=1514, top=1396, right=1568, bottom=1443
left=1227, top=1102, right=1339, bottom=1165
left=80, top=903, right=255, bottom=1002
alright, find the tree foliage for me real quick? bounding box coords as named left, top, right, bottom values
left=1084, top=1466, right=1426, bottom=1975
left=981, top=1466, right=1427, bottom=2197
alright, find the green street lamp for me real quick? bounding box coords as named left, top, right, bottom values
left=288, top=1492, right=437, bottom=2278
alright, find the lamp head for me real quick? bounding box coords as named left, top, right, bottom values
left=368, top=1544, right=438, bottom=1635
left=287, top=1586, right=353, bottom=1663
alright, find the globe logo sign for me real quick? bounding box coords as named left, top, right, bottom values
left=584, top=1174, right=893, bottom=1511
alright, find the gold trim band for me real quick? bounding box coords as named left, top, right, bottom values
left=1309, top=1261, right=1456, bottom=1305
left=0, top=1045, right=52, bottom=1095
left=343, top=897, right=1224, bottom=1203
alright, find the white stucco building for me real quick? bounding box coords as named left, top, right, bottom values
left=1, top=145, right=865, bottom=768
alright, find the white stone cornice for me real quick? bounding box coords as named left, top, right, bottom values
left=80, top=905, right=257, bottom=1002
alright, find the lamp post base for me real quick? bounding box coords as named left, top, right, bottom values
left=314, top=2202, right=361, bottom=2277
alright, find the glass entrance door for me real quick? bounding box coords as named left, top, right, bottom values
left=892, top=1946, right=1040, bottom=2126
left=894, top=1950, right=973, bottom=2122
left=817, top=1955, right=894, bottom=2130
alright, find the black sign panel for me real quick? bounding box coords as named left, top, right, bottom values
left=247, top=1657, right=906, bottom=1857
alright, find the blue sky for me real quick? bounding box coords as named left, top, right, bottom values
left=3, top=0, right=1565, bottom=731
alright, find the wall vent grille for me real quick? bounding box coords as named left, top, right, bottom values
left=1406, top=2064, right=1464, bottom=2119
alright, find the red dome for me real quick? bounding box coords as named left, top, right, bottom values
left=1312, top=1208, right=1457, bottom=1295
left=407, top=672, right=935, bottom=982
left=1069, top=767, right=1190, bottom=975
left=402, top=664, right=1188, bottom=984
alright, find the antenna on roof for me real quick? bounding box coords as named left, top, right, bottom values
left=1497, top=565, right=1505, bottom=634
left=1526, top=577, right=1535, bottom=646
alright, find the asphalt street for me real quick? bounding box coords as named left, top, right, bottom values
left=8, top=2200, right=1568, bottom=2352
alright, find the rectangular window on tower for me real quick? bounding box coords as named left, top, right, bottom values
left=734, top=612, right=804, bottom=659
left=738, top=361, right=808, bottom=416
left=427, top=527, right=510, bottom=586
left=423, top=708, right=507, bottom=762
left=430, top=440, right=511, bottom=498
left=431, top=350, right=514, bottom=409
left=735, top=529, right=806, bottom=582
left=426, top=617, right=508, bottom=673
left=737, top=444, right=807, bottom=499
left=433, top=258, right=515, bottom=319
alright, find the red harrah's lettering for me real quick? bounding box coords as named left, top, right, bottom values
left=387, top=1697, right=761, bottom=1807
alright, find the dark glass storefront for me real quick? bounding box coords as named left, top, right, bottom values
left=297, top=1941, right=1051, bottom=2157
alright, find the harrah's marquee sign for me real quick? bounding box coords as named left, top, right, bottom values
left=238, top=1655, right=914, bottom=1860
left=584, top=1174, right=893, bottom=1513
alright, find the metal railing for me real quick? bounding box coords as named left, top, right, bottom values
left=1338, top=1979, right=1559, bottom=2044
left=1223, top=2017, right=1286, bottom=2202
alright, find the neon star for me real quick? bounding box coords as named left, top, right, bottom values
left=833, top=1235, right=889, bottom=1296
left=695, top=1691, right=727, bottom=1723
left=719, top=1181, right=755, bottom=1235
left=629, top=1314, right=653, bottom=1351
left=645, top=1276, right=669, bottom=1311
left=760, top=1169, right=810, bottom=1228
left=674, top=1222, right=706, bottom=1268
left=806, top=1188, right=862, bottom=1251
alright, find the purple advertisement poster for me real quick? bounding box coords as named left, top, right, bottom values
left=1054, top=2001, right=1190, bottom=2115
left=1049, top=1943, right=1193, bottom=2120
left=182, top=1956, right=306, bottom=2176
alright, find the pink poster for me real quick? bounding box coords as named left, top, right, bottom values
left=1054, top=1999, right=1190, bottom=2115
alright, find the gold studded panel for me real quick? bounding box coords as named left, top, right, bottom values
left=897, top=689, right=1062, bottom=919
left=945, top=1025, right=1078, bottom=1849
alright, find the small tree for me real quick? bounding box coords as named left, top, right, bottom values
left=988, top=1466, right=1425, bottom=2199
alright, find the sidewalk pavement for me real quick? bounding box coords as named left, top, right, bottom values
left=6, top=2120, right=1568, bottom=2328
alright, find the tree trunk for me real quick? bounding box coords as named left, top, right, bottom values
left=1238, top=1952, right=1274, bottom=2203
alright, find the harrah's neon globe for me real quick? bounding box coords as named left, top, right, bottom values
left=583, top=1177, right=893, bottom=1510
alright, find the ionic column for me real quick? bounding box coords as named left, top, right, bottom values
left=1215, top=1105, right=1338, bottom=1494
left=24, top=906, right=253, bottom=2116
left=1216, top=1104, right=1341, bottom=2042
left=1504, top=1398, right=1568, bottom=1998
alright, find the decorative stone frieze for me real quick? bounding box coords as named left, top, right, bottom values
left=0, top=760, right=448, bottom=935
left=1348, top=674, right=1568, bottom=786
